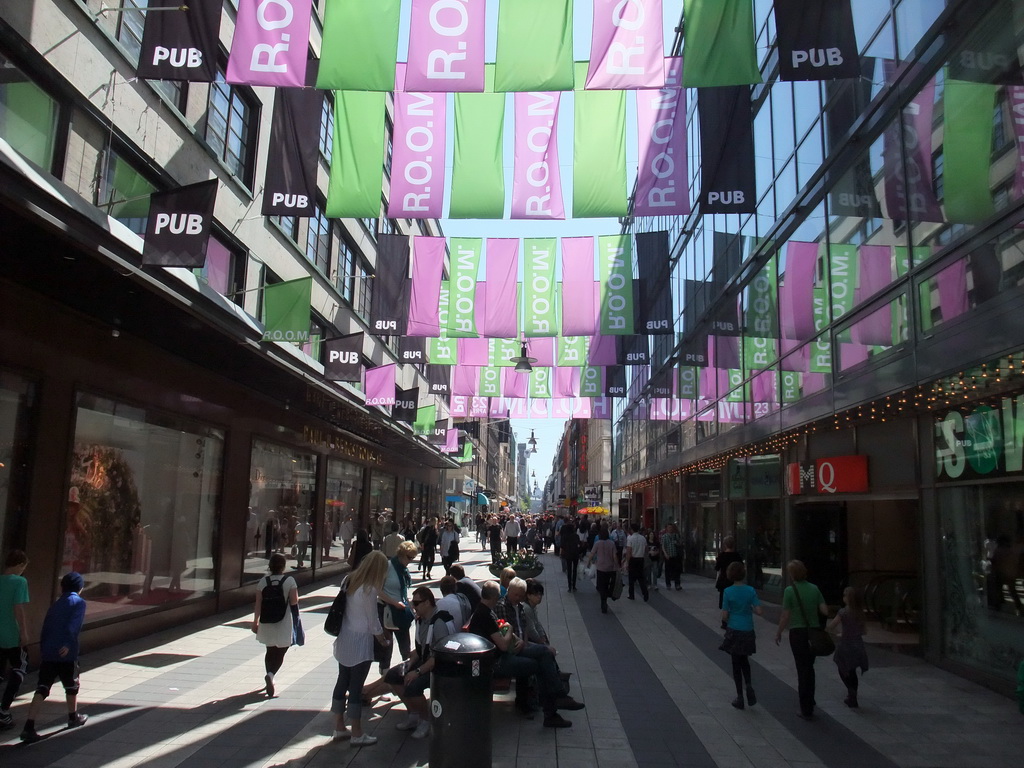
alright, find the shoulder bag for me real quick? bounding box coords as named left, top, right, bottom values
left=792, top=583, right=835, bottom=656
left=324, top=578, right=348, bottom=637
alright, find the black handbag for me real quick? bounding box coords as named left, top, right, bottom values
left=792, top=583, right=835, bottom=657
left=324, top=577, right=348, bottom=637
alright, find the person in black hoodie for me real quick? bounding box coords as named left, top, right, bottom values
left=560, top=522, right=581, bottom=592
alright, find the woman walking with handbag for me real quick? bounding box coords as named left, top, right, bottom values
left=251, top=553, right=299, bottom=698
left=332, top=551, right=392, bottom=746
left=774, top=560, right=829, bottom=720
left=585, top=525, right=620, bottom=614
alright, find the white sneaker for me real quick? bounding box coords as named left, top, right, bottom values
left=411, top=720, right=431, bottom=739
left=351, top=734, right=378, bottom=746
left=395, top=715, right=419, bottom=731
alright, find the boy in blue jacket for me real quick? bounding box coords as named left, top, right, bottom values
left=20, top=572, right=87, bottom=743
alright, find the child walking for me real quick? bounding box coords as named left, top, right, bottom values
left=20, top=572, right=88, bottom=743
left=720, top=561, right=763, bottom=710
left=826, top=586, right=869, bottom=707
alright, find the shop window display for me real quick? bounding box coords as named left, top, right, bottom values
left=245, top=439, right=318, bottom=583
left=323, top=459, right=364, bottom=565
left=64, top=394, right=222, bottom=621
left=0, top=371, right=35, bottom=557
left=939, top=482, right=1024, bottom=681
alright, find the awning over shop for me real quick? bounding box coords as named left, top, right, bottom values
left=446, top=495, right=464, bottom=502
left=477, top=493, right=489, bottom=505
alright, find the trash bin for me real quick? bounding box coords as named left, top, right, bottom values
left=429, top=631, right=496, bottom=768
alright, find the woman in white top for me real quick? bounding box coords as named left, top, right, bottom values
left=439, top=521, right=460, bottom=575
left=251, top=553, right=298, bottom=698
left=333, top=551, right=391, bottom=746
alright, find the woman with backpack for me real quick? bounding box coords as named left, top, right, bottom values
left=252, top=553, right=299, bottom=698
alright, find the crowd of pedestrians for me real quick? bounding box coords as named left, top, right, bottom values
left=0, top=508, right=943, bottom=748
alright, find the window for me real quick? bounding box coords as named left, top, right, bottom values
left=361, top=218, right=378, bottom=241
left=194, top=235, right=245, bottom=303
left=380, top=217, right=399, bottom=236
left=353, top=258, right=372, bottom=320
left=993, top=91, right=1011, bottom=154
left=385, top=115, right=394, bottom=177
left=302, top=317, right=326, bottom=361
left=305, top=203, right=331, bottom=273
left=65, top=393, right=223, bottom=618
left=319, top=92, right=333, bottom=163
left=98, top=148, right=158, bottom=235
left=116, top=1, right=185, bottom=108
left=205, top=69, right=258, bottom=185
left=271, top=214, right=300, bottom=243
left=0, top=53, right=61, bottom=171
left=336, top=234, right=356, bottom=302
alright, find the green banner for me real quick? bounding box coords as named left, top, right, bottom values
left=448, top=238, right=482, bottom=338
left=810, top=286, right=831, bottom=374
left=944, top=79, right=997, bottom=224
left=489, top=339, right=520, bottom=367
left=451, top=66, right=505, bottom=218
left=523, top=238, right=558, bottom=337
left=429, top=281, right=457, bottom=363
left=326, top=91, right=385, bottom=218
left=529, top=367, right=552, bottom=398
left=479, top=367, right=502, bottom=397
left=495, top=0, right=574, bottom=92
left=745, top=255, right=777, bottom=338
left=558, top=336, right=588, bottom=367
left=111, top=156, right=155, bottom=218
left=780, top=371, right=801, bottom=404
left=599, top=235, right=634, bottom=335
left=413, top=405, right=436, bottom=435
left=579, top=366, right=603, bottom=397
left=317, top=0, right=401, bottom=90
left=682, top=0, right=762, bottom=87
left=677, top=367, right=698, bottom=399
left=263, top=277, right=311, bottom=343
left=726, top=369, right=745, bottom=402
left=457, top=441, right=474, bottom=463
left=573, top=62, right=627, bottom=218
left=743, top=336, right=775, bottom=371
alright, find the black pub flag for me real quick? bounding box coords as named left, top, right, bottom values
left=262, top=88, right=323, bottom=217
left=393, top=387, right=419, bottom=424
left=698, top=86, right=756, bottom=214
left=370, top=234, right=411, bottom=335
left=323, top=333, right=363, bottom=381
left=774, top=0, right=860, bottom=82
left=142, top=179, right=218, bottom=267
left=399, top=336, right=427, bottom=364
left=137, top=0, right=220, bottom=82
left=427, top=365, right=451, bottom=395
left=635, top=231, right=673, bottom=335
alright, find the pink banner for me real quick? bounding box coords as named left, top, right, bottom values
left=453, top=366, right=480, bottom=395
left=481, top=239, right=519, bottom=338
left=530, top=338, right=556, bottom=367
left=407, top=236, right=446, bottom=336
left=440, top=429, right=459, bottom=452
left=1011, top=86, right=1024, bottom=200
left=634, top=57, right=688, bottom=216
left=365, top=365, right=397, bottom=407
left=554, top=367, right=580, bottom=398
left=553, top=398, right=589, bottom=418
left=936, top=259, right=969, bottom=324
left=588, top=334, right=618, bottom=365
left=512, top=93, right=565, bottom=219
left=226, top=0, right=311, bottom=87
left=458, top=338, right=489, bottom=366
left=586, top=0, right=665, bottom=89
left=388, top=88, right=447, bottom=218
left=779, top=241, right=819, bottom=340
left=561, top=237, right=597, bottom=335
left=450, top=396, right=469, bottom=417
left=469, top=397, right=489, bottom=417
left=503, top=368, right=529, bottom=399
left=406, top=0, right=486, bottom=92
left=851, top=245, right=894, bottom=345
left=883, top=65, right=943, bottom=222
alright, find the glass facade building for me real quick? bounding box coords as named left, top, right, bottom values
left=617, top=1, right=1024, bottom=691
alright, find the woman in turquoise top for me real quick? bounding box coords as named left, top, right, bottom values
left=720, top=561, right=762, bottom=710
left=775, top=560, right=829, bottom=720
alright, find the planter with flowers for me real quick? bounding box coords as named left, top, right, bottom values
left=488, top=550, right=544, bottom=580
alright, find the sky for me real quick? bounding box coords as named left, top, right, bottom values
left=397, top=1, right=683, bottom=482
